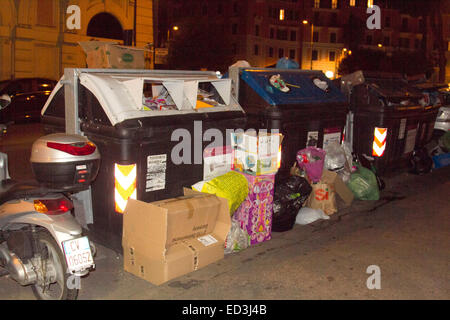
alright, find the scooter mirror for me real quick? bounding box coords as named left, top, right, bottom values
left=0, top=94, right=11, bottom=110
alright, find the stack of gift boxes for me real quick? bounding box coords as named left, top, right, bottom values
left=231, top=130, right=282, bottom=245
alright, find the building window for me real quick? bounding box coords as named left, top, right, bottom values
left=313, top=31, right=319, bottom=42
left=269, top=47, right=274, bottom=57
left=330, top=32, right=337, bottom=43
left=37, top=0, right=54, bottom=27
left=202, top=5, right=207, bottom=16
left=332, top=0, right=338, bottom=9
left=415, top=39, right=420, bottom=49
left=217, top=3, right=223, bottom=14
left=279, top=9, right=285, bottom=21
left=277, top=29, right=288, bottom=40
left=270, top=28, right=275, bottom=39
left=232, top=24, right=238, bottom=35
left=349, top=0, right=356, bottom=6
left=329, top=51, right=336, bottom=61
left=402, top=18, right=408, bottom=31
left=289, top=49, right=296, bottom=59
left=255, top=25, right=260, bottom=36
left=290, top=30, right=297, bottom=41
left=385, top=17, right=391, bottom=28
left=233, top=2, right=238, bottom=14
left=279, top=48, right=284, bottom=58
left=254, top=45, right=259, bottom=56
left=314, top=0, right=320, bottom=9
left=312, top=50, right=318, bottom=60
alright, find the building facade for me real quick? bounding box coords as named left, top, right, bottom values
left=0, top=0, right=154, bottom=81
left=160, top=0, right=449, bottom=81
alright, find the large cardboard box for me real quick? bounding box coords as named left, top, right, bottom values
left=122, top=189, right=230, bottom=285
left=234, top=173, right=275, bottom=245
left=79, top=41, right=146, bottom=69
left=231, top=130, right=281, bottom=176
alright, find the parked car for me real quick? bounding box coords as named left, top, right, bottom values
left=0, top=78, right=57, bottom=125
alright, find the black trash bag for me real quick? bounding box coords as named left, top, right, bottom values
left=272, top=176, right=312, bottom=232
left=409, top=147, right=433, bottom=175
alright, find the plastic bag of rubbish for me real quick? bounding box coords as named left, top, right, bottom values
left=296, top=147, right=326, bottom=183
left=347, top=162, right=380, bottom=200
left=272, top=176, right=312, bottom=232
left=295, top=207, right=330, bottom=225
left=324, top=142, right=352, bottom=183
left=192, top=171, right=248, bottom=215
left=224, top=220, right=250, bottom=254
left=276, top=57, right=299, bottom=69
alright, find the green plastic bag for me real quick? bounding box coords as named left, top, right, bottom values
left=348, top=163, right=380, bottom=200
left=192, top=171, right=249, bottom=215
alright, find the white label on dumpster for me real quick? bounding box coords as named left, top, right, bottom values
left=323, top=128, right=341, bottom=149
left=398, top=118, right=407, bottom=139
left=197, top=234, right=218, bottom=247
left=146, top=154, right=167, bottom=192
left=404, top=128, right=417, bottom=154
left=306, top=131, right=319, bottom=147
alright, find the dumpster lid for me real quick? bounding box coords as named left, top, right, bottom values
left=240, top=68, right=347, bottom=106
left=43, top=69, right=243, bottom=126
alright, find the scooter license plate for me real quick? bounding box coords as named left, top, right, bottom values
left=62, top=236, right=94, bottom=273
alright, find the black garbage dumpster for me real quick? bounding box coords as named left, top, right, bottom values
left=349, top=72, right=425, bottom=174
left=409, top=83, right=447, bottom=147
left=231, top=68, right=348, bottom=180
left=41, top=69, right=246, bottom=251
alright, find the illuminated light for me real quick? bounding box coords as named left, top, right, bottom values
left=372, top=127, right=387, bottom=157
left=343, top=48, right=347, bottom=52
left=33, top=199, right=73, bottom=215
left=277, top=144, right=282, bottom=169
left=367, top=0, right=374, bottom=8
left=41, top=84, right=50, bottom=87
left=25, top=115, right=30, bottom=118
left=348, top=50, right=352, bottom=55
left=172, top=26, right=179, bottom=31
left=302, top=20, right=308, bottom=25
left=279, top=9, right=285, bottom=21
left=115, top=164, right=137, bottom=213
left=325, top=71, right=334, bottom=79
left=378, top=43, right=383, bottom=48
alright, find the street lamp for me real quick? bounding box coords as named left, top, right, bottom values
left=303, top=20, right=314, bottom=70
left=167, top=25, right=179, bottom=42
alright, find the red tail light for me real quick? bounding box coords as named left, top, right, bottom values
left=34, top=198, right=74, bottom=215
left=47, top=142, right=96, bottom=156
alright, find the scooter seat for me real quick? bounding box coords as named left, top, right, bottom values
left=0, top=179, right=49, bottom=206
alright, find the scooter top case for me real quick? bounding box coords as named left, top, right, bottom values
left=30, top=134, right=100, bottom=192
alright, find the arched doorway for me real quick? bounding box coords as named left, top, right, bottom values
left=87, top=12, right=123, bottom=40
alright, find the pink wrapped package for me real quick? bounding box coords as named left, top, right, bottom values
left=234, top=173, right=275, bottom=245
left=296, top=147, right=326, bottom=183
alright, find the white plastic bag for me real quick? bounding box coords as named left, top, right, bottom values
left=324, top=142, right=353, bottom=183
left=295, top=207, right=330, bottom=225
left=224, top=220, right=250, bottom=254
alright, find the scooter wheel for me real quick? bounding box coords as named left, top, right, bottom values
left=30, top=230, right=78, bottom=300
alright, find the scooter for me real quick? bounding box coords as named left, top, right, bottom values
left=0, top=94, right=98, bottom=300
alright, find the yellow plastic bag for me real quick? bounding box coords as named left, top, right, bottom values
left=192, top=171, right=249, bottom=215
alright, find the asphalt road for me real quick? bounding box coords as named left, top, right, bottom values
left=0, top=124, right=449, bottom=300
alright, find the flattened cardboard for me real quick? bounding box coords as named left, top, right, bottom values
left=321, top=170, right=354, bottom=206
left=123, top=189, right=230, bottom=285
